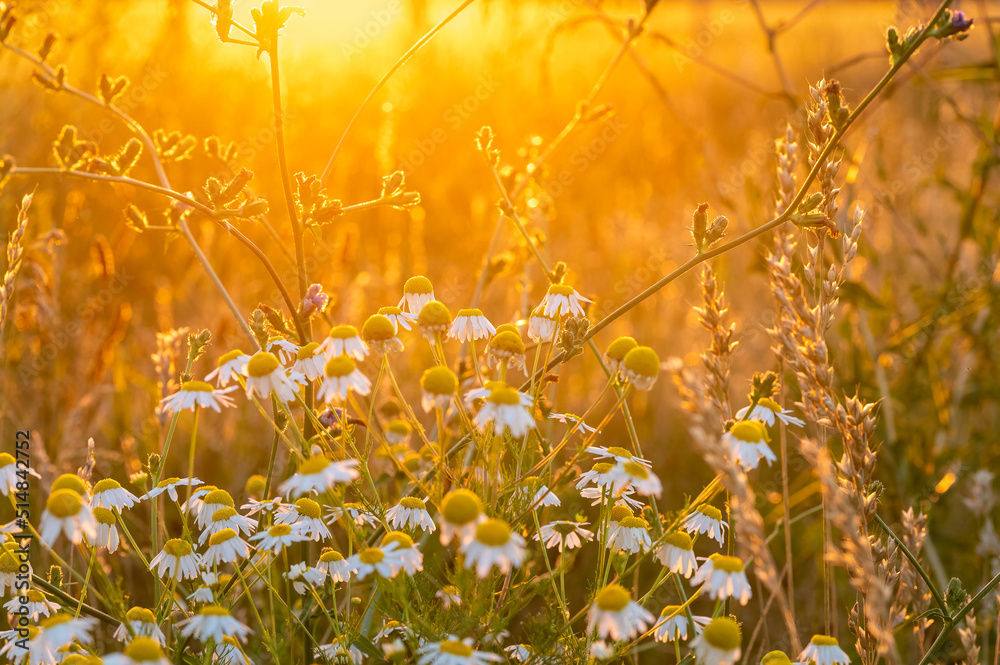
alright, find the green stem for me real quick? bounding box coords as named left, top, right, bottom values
left=875, top=513, right=948, bottom=618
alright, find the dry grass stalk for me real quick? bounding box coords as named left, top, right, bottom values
left=0, top=191, right=32, bottom=342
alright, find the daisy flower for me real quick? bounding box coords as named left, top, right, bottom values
left=385, top=420, right=411, bottom=445
left=284, top=563, right=325, bottom=594
left=603, top=336, right=637, bottom=375
left=473, top=384, right=534, bottom=438
left=378, top=305, right=416, bottom=332
left=575, top=462, right=624, bottom=493
left=215, top=637, right=253, bottom=665
left=682, top=504, right=727, bottom=546
left=241, top=497, right=282, bottom=517
left=653, top=606, right=710, bottom=642
left=761, top=651, right=805, bottom=665
left=736, top=397, right=806, bottom=427
left=317, top=355, right=371, bottom=404
left=548, top=412, right=598, bottom=433
left=617, top=461, right=663, bottom=498
left=448, top=308, right=496, bottom=342
left=92, top=507, right=120, bottom=553
left=460, top=518, right=526, bottom=578
left=691, top=554, right=753, bottom=605
left=439, top=489, right=486, bottom=545
left=3, top=590, right=59, bottom=621
left=656, top=531, right=698, bottom=578
left=265, top=336, right=299, bottom=363
left=51, top=473, right=92, bottom=501
left=243, top=351, right=297, bottom=403
left=0, top=626, right=35, bottom=665
left=316, top=639, right=364, bottom=665
left=504, top=645, right=531, bottom=662
left=317, top=548, right=351, bottom=583
left=203, top=529, right=251, bottom=566
left=607, top=516, right=651, bottom=554
left=290, top=342, right=326, bottom=381
left=607, top=504, right=635, bottom=533
left=0, top=453, right=40, bottom=495
left=362, top=314, right=404, bottom=354
left=487, top=329, right=526, bottom=372
left=691, top=617, right=742, bottom=665
left=149, top=539, right=201, bottom=580
left=526, top=307, right=557, bottom=343
left=103, top=636, right=172, bottom=665
left=249, top=524, right=307, bottom=553
left=621, top=346, right=660, bottom=390
left=204, top=350, right=251, bottom=388
left=382, top=531, right=423, bottom=574
left=318, top=324, right=368, bottom=360
left=587, top=445, right=651, bottom=467
left=334, top=502, right=380, bottom=528
left=539, top=283, right=591, bottom=317
left=798, top=635, right=850, bottom=665
left=198, top=507, right=256, bottom=544
left=90, top=479, right=139, bottom=512
left=39, top=489, right=96, bottom=547
left=275, top=498, right=332, bottom=541
left=587, top=584, right=655, bottom=641
left=724, top=420, right=777, bottom=470
left=346, top=543, right=403, bottom=581
left=417, top=637, right=503, bottom=665
left=590, top=641, right=616, bottom=661
left=534, top=521, right=594, bottom=551
left=159, top=381, right=237, bottom=414
left=28, top=615, right=97, bottom=665
left=580, top=485, right=644, bottom=511
left=189, top=489, right=232, bottom=530
left=178, top=606, right=250, bottom=645
left=0, top=549, right=26, bottom=596
left=113, top=607, right=165, bottom=645
left=420, top=366, right=458, bottom=412
left=400, top=275, right=435, bottom=314
left=417, top=301, right=453, bottom=340
left=437, top=585, right=462, bottom=608
left=141, top=477, right=203, bottom=503
left=278, top=456, right=359, bottom=498
left=386, top=497, right=436, bottom=533
left=521, top=480, right=560, bottom=508
left=188, top=585, right=215, bottom=605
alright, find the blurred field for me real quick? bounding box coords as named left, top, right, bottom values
left=1, top=0, right=998, bottom=657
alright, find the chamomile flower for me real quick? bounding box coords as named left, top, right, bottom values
left=243, top=351, right=297, bottom=403
left=653, top=606, right=711, bottom=642
left=448, top=308, right=496, bottom=342
left=487, top=329, right=526, bottom=371
left=3, top=590, right=59, bottom=620
left=378, top=305, right=416, bottom=332
left=317, top=355, right=371, bottom=404
left=607, top=504, right=635, bottom=533
left=621, top=346, right=660, bottom=390
left=504, top=645, right=531, bottom=662
left=113, top=607, right=165, bottom=645
left=473, top=384, right=534, bottom=438
left=417, top=637, right=503, bottom=665
left=91, top=507, right=120, bottom=553
left=385, top=420, right=412, bottom=445
left=548, top=412, right=598, bottom=433
left=460, top=518, right=526, bottom=578
left=178, top=606, right=250, bottom=645
left=316, top=639, right=364, bottom=665
left=188, top=585, right=215, bottom=605
left=316, top=325, right=366, bottom=361
left=275, top=498, right=332, bottom=541
left=0, top=625, right=35, bottom=665
left=382, top=531, right=423, bottom=574
left=290, top=342, right=326, bottom=381
left=149, top=539, right=201, bottom=580
left=527, top=307, right=557, bottom=343
left=386, top=497, right=436, bottom=533
left=400, top=275, right=436, bottom=314
left=534, top=521, right=594, bottom=551
left=798, top=635, right=850, bottom=665
left=575, top=462, right=624, bottom=493
left=606, top=516, right=652, bottom=554
left=141, top=477, right=203, bottom=503
left=439, top=489, right=486, bottom=545
left=90, top=479, right=139, bottom=512
left=317, top=548, right=351, bottom=583
left=691, top=554, right=753, bottom=605
left=421, top=366, right=458, bottom=412
left=417, top=301, right=453, bottom=341
left=682, top=504, right=728, bottom=546
left=336, top=502, right=379, bottom=528
left=362, top=314, right=404, bottom=354
left=0, top=549, right=27, bottom=596
left=691, top=618, right=742, bottom=665
left=590, top=641, right=616, bottom=661
left=240, top=497, right=281, bottom=517
left=198, top=507, right=256, bottom=544
left=204, top=350, right=251, bottom=388
left=539, top=283, right=591, bottom=317
left=51, top=473, right=92, bottom=501
left=159, top=381, right=237, bottom=414
left=284, top=563, right=325, bottom=594
left=656, top=531, right=698, bottom=578
left=249, top=524, right=306, bottom=553
left=523, top=483, right=560, bottom=508
left=604, top=336, right=637, bottom=375
left=214, top=637, right=254, bottom=665
left=736, top=398, right=806, bottom=427
left=437, top=585, right=462, bottom=608
left=617, top=461, right=663, bottom=497
left=347, top=544, right=403, bottom=581
left=278, top=456, right=359, bottom=498
left=203, top=529, right=251, bottom=566
left=185, top=487, right=227, bottom=528
left=39, top=489, right=97, bottom=547
left=580, top=485, right=644, bottom=511
left=761, top=651, right=805, bottom=665
left=0, top=453, right=39, bottom=496
left=587, top=445, right=651, bottom=467
left=265, top=337, right=299, bottom=364
left=724, top=420, right=777, bottom=470
left=587, top=584, right=655, bottom=641
left=103, top=636, right=172, bottom=665
left=30, top=615, right=97, bottom=664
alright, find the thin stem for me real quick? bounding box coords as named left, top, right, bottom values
left=876, top=513, right=948, bottom=618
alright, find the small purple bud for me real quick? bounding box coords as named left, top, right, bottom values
left=300, top=283, right=329, bottom=317
left=950, top=10, right=973, bottom=32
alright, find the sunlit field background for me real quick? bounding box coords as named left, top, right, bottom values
left=1, top=0, right=999, bottom=662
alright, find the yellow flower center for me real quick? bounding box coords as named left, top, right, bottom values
left=359, top=547, right=385, bottom=564
left=403, top=275, right=433, bottom=295
left=163, top=538, right=192, bottom=557
left=609, top=505, right=634, bottom=522
left=421, top=366, right=458, bottom=395
left=591, top=462, right=615, bottom=474
left=46, top=489, right=83, bottom=518
left=298, top=456, right=331, bottom=475
left=41, top=613, right=73, bottom=629
left=125, top=607, right=156, bottom=624
left=399, top=497, right=426, bottom=510
left=180, top=380, right=213, bottom=392
left=92, top=478, right=122, bottom=493
left=294, top=498, right=322, bottom=519
left=211, top=507, right=238, bottom=522
left=0, top=552, right=19, bottom=574
left=605, top=336, right=637, bottom=361
left=51, top=473, right=88, bottom=496
left=93, top=507, right=116, bottom=525
left=495, top=323, right=520, bottom=335
left=622, top=346, right=660, bottom=378
left=439, top=640, right=473, bottom=657
left=622, top=461, right=648, bottom=479
left=703, top=617, right=742, bottom=651
left=489, top=386, right=522, bottom=406
left=218, top=349, right=245, bottom=365
left=125, top=637, right=165, bottom=662
left=388, top=420, right=411, bottom=436
left=552, top=522, right=579, bottom=536
left=328, top=324, right=359, bottom=340
left=0, top=453, right=13, bottom=467
left=379, top=305, right=403, bottom=316
left=811, top=635, right=839, bottom=647
left=475, top=519, right=512, bottom=546
left=244, top=475, right=266, bottom=495
left=617, top=516, right=647, bottom=530
left=157, top=477, right=180, bottom=488
left=605, top=446, right=632, bottom=459
left=324, top=354, right=357, bottom=378
left=246, top=352, right=280, bottom=377
left=548, top=284, right=574, bottom=296
left=320, top=548, right=344, bottom=563
left=362, top=314, right=395, bottom=341
left=199, top=605, right=230, bottom=616
left=730, top=420, right=768, bottom=442
left=203, top=489, right=234, bottom=507
left=594, top=584, right=631, bottom=612
left=269, top=524, right=293, bottom=537
left=761, top=651, right=793, bottom=665
left=382, top=531, right=414, bottom=550
left=457, top=308, right=484, bottom=318
left=418, top=301, right=452, bottom=328
left=442, top=585, right=460, bottom=596
left=209, top=529, right=237, bottom=546
left=441, top=489, right=482, bottom=525
left=660, top=605, right=682, bottom=617
left=697, top=505, right=723, bottom=521
left=663, top=531, right=693, bottom=550
left=296, top=342, right=321, bottom=360
left=709, top=553, right=744, bottom=573
left=758, top=397, right=782, bottom=412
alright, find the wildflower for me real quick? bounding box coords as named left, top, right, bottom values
left=3, top=590, right=58, bottom=620
left=724, top=420, right=776, bottom=470
left=317, top=355, right=371, bottom=404
left=487, top=329, right=526, bottom=371
left=400, top=275, right=435, bottom=314
left=278, top=456, right=359, bottom=498
left=504, top=645, right=531, bottom=662
left=241, top=497, right=281, bottom=517
left=51, top=473, right=91, bottom=500
left=0, top=453, right=39, bottom=495
left=300, top=283, right=329, bottom=317
left=214, top=637, right=253, bottom=665
left=735, top=397, right=805, bottom=427
left=91, top=479, right=139, bottom=512
left=149, top=539, right=201, bottom=580
left=587, top=584, right=655, bottom=641
left=656, top=531, right=698, bottom=578
left=329, top=502, right=379, bottom=528
left=346, top=544, right=402, bottom=581
left=576, top=462, right=624, bottom=493
left=178, top=606, right=250, bottom=644
left=203, top=529, right=251, bottom=566
left=316, top=639, right=364, bottom=665
left=92, top=507, right=120, bottom=552
left=548, top=412, right=597, bottom=433
left=691, top=554, right=753, bottom=605
left=653, top=606, right=710, bottom=642
left=243, top=351, right=298, bottom=402
left=526, top=306, right=557, bottom=343
left=618, top=461, right=662, bottom=497
left=621, top=346, right=660, bottom=390
left=386, top=496, right=436, bottom=533
left=417, top=637, right=503, bottom=665
left=607, top=504, right=635, bottom=533
left=378, top=305, right=416, bottom=332
left=521, top=479, right=560, bottom=508
left=682, top=504, right=727, bottom=546
left=691, top=617, right=742, bottom=665
left=587, top=445, right=650, bottom=467
left=473, top=384, right=534, bottom=438
left=317, top=548, right=351, bottom=583
left=540, top=283, right=590, bottom=317
left=385, top=419, right=411, bottom=444
left=590, top=641, right=616, bottom=661
left=798, top=635, right=850, bottom=665
left=159, top=380, right=237, bottom=414
left=265, top=336, right=299, bottom=363
left=417, top=300, right=453, bottom=340
left=761, top=651, right=804, bottom=665
left=284, top=562, right=325, bottom=594
left=198, top=507, right=256, bottom=544
left=421, top=366, right=458, bottom=413
left=28, top=615, right=97, bottom=665
left=290, top=342, right=326, bottom=381
left=205, top=350, right=251, bottom=387
left=382, top=530, right=423, bottom=574
left=188, top=585, right=214, bottom=605
left=362, top=313, right=404, bottom=355
left=0, top=625, right=35, bottom=665
left=39, top=489, right=97, bottom=547
left=580, top=484, right=644, bottom=511
left=607, top=516, right=651, bottom=554
left=249, top=523, right=306, bottom=553
left=436, top=585, right=462, bottom=608
left=460, top=518, right=526, bottom=578
left=113, top=607, right=165, bottom=645
left=448, top=308, right=496, bottom=342
left=186, top=488, right=229, bottom=529
left=604, top=336, right=637, bottom=375
left=275, top=498, right=332, bottom=541
left=439, top=489, right=486, bottom=544
left=534, top=521, right=594, bottom=551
